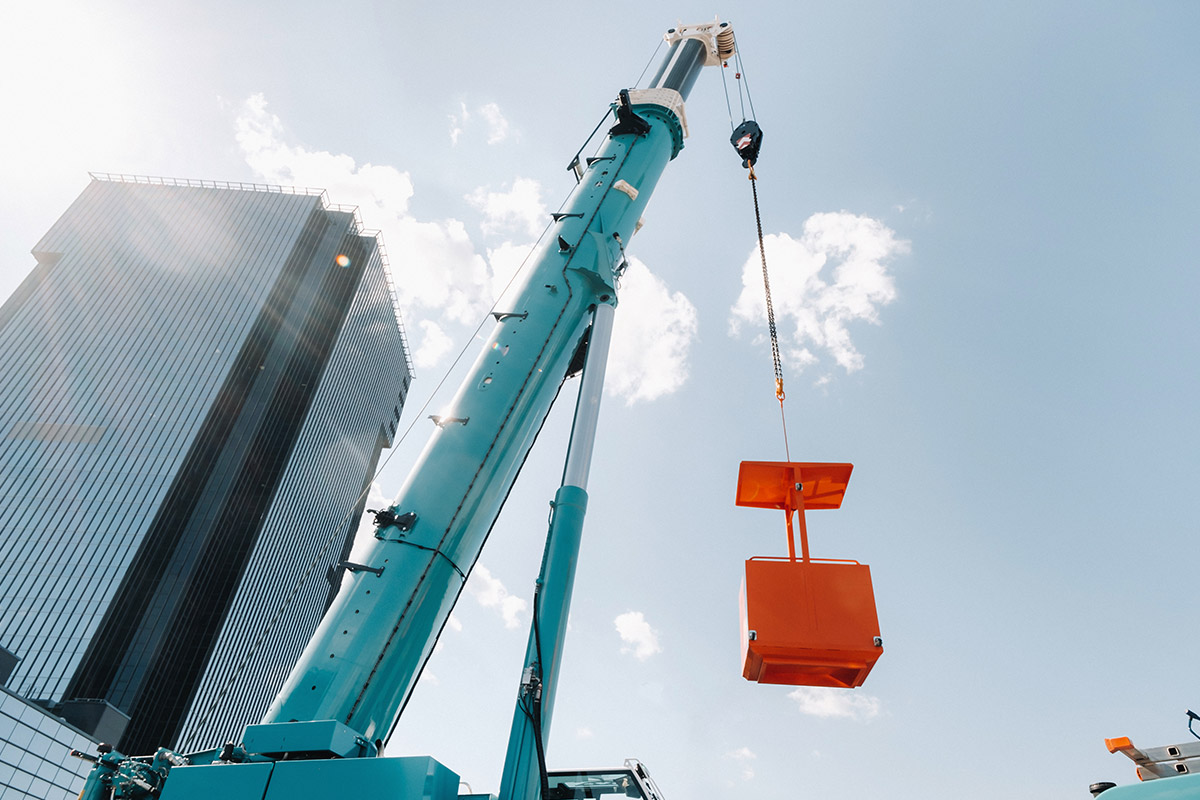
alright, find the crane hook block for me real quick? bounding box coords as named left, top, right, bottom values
left=731, top=120, right=763, bottom=168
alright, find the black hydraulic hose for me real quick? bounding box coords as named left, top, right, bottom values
left=531, top=586, right=551, bottom=799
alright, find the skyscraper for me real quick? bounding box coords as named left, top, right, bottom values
left=0, top=175, right=412, bottom=763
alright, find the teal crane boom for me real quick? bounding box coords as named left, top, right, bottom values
left=73, top=20, right=735, bottom=800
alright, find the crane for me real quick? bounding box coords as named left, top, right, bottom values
left=70, top=20, right=736, bottom=800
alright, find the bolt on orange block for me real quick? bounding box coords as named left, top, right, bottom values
left=736, top=461, right=883, bottom=688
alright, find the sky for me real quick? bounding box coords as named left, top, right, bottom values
left=1, top=2, right=1198, bottom=798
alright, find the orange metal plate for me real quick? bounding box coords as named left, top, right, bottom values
left=741, top=557, right=882, bottom=688
left=735, top=461, right=853, bottom=511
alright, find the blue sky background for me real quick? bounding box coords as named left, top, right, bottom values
left=1, top=2, right=1198, bottom=798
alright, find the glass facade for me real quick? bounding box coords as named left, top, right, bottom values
left=0, top=176, right=411, bottom=761
left=0, top=688, right=96, bottom=800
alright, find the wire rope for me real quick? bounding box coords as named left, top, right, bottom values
left=719, top=58, right=736, bottom=133
left=732, top=38, right=757, bottom=121
left=634, top=38, right=664, bottom=88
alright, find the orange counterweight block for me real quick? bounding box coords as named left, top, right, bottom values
left=736, top=461, right=883, bottom=688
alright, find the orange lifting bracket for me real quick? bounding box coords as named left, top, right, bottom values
left=736, top=461, right=853, bottom=512
left=736, top=460, right=883, bottom=688
left=736, top=461, right=853, bottom=561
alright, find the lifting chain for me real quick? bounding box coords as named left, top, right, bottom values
left=720, top=57, right=787, bottom=455
left=744, top=154, right=792, bottom=461
left=725, top=44, right=791, bottom=458
left=748, top=165, right=783, bottom=403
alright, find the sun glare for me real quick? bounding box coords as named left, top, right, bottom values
left=0, top=3, right=140, bottom=183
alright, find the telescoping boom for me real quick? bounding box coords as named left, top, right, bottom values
left=72, top=20, right=736, bottom=800
left=262, top=17, right=734, bottom=748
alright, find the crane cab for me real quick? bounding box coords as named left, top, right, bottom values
left=545, top=759, right=664, bottom=799
left=736, top=461, right=883, bottom=688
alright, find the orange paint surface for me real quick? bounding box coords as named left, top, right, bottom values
left=735, top=461, right=853, bottom=512
left=1105, top=737, right=1134, bottom=753
left=741, top=557, right=882, bottom=687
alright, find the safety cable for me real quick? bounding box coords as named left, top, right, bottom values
left=634, top=38, right=664, bottom=88
left=567, top=108, right=616, bottom=180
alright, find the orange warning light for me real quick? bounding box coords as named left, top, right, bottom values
left=736, top=460, right=883, bottom=688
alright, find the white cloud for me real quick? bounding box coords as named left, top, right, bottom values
left=576, top=727, right=594, bottom=740
left=233, top=93, right=701, bottom=398
left=788, top=687, right=881, bottom=721
left=893, top=198, right=933, bottom=223
left=480, top=102, right=511, bottom=144
left=725, top=746, right=757, bottom=781
left=392, top=216, right=492, bottom=324
left=447, top=101, right=513, bottom=147
left=486, top=241, right=536, bottom=306
left=607, top=259, right=699, bottom=405
left=614, top=610, right=662, bottom=660
left=235, top=93, right=496, bottom=367
left=237, top=94, right=415, bottom=211
left=413, top=320, right=453, bottom=369
left=467, top=178, right=546, bottom=239
left=431, top=614, right=463, bottom=655
left=449, top=102, right=469, bottom=146
left=467, top=564, right=527, bottom=629
left=729, top=212, right=907, bottom=376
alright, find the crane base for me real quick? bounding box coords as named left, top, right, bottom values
left=159, top=756, right=460, bottom=800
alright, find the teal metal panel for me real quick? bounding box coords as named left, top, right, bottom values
left=158, top=762, right=274, bottom=800
left=498, top=485, right=589, bottom=800
left=1098, top=774, right=1200, bottom=798
left=242, top=720, right=374, bottom=758
left=265, top=756, right=459, bottom=800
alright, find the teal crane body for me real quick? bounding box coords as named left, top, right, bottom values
left=497, top=483, right=590, bottom=800
left=261, top=96, right=683, bottom=744
left=1099, top=776, right=1200, bottom=799
left=73, top=20, right=732, bottom=800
